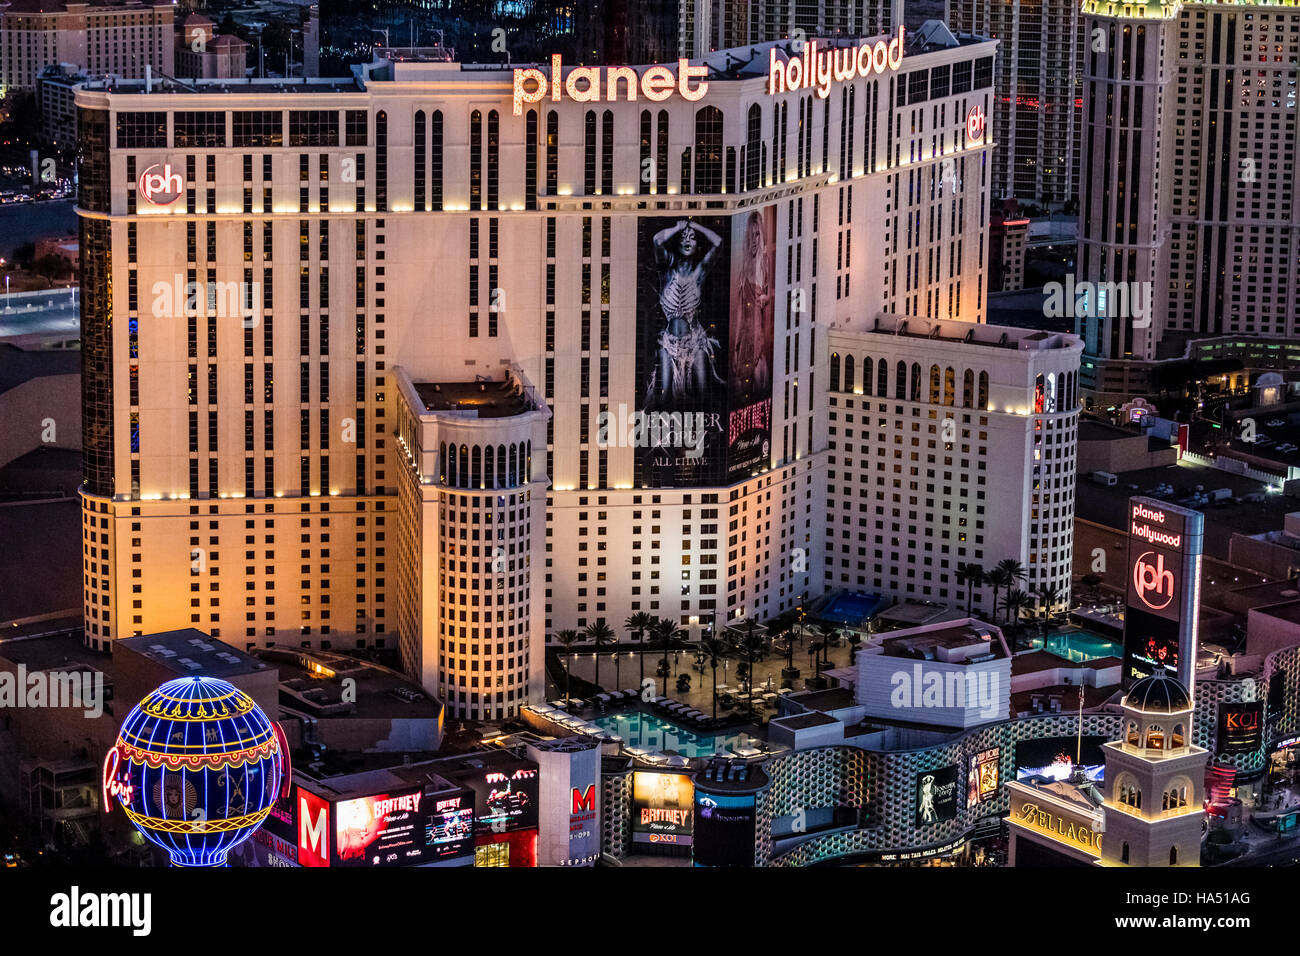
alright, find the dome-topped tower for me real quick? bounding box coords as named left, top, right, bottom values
left=1101, top=665, right=1207, bottom=867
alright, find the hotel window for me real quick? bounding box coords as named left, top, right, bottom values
left=584, top=110, right=597, bottom=194
left=344, top=109, right=367, bottom=146
left=375, top=111, right=387, bottom=212
left=175, top=111, right=225, bottom=148
left=656, top=110, right=669, bottom=194
left=525, top=110, right=538, bottom=209
left=116, top=111, right=166, bottom=148
left=693, top=106, right=723, bottom=195
left=414, top=110, right=426, bottom=210
left=545, top=111, right=558, bottom=194
left=746, top=104, right=762, bottom=190
left=487, top=109, right=500, bottom=210
left=470, top=109, right=483, bottom=209
left=430, top=111, right=443, bottom=210
left=289, top=110, right=339, bottom=147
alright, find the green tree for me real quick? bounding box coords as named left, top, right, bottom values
left=956, top=562, right=986, bottom=616
left=583, top=619, right=615, bottom=691
left=992, top=559, right=1026, bottom=625
left=700, top=636, right=728, bottom=720
left=625, top=611, right=654, bottom=687
left=553, top=629, right=579, bottom=704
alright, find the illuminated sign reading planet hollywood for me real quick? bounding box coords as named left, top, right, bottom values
left=768, top=28, right=906, bottom=97
left=513, top=57, right=710, bottom=115
left=512, top=29, right=906, bottom=115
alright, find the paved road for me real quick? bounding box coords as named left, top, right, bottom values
left=0, top=287, right=79, bottom=339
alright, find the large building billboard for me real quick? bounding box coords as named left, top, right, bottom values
left=692, top=791, right=756, bottom=867
left=726, top=208, right=776, bottom=482
left=634, top=210, right=776, bottom=488
left=527, top=736, right=601, bottom=867
left=914, top=765, right=959, bottom=827
left=333, top=788, right=431, bottom=868
left=631, top=771, right=694, bottom=846
left=465, top=765, right=539, bottom=835
left=1122, top=497, right=1203, bottom=688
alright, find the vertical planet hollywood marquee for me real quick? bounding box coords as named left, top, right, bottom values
left=1123, top=496, right=1203, bottom=690
left=512, top=28, right=905, bottom=115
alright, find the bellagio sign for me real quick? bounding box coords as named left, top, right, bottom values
left=512, top=28, right=906, bottom=115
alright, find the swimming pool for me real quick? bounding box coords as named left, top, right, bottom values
left=590, top=711, right=752, bottom=758
left=813, top=591, right=885, bottom=627
left=1031, top=629, right=1123, bottom=663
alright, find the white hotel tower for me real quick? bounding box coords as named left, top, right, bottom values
left=73, top=24, right=1020, bottom=719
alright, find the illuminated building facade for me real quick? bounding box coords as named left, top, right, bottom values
left=1077, top=0, right=1300, bottom=397
left=0, top=0, right=173, bottom=94
left=74, top=27, right=995, bottom=717
left=826, top=318, right=1082, bottom=613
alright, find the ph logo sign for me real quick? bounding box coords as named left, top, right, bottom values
left=1133, top=551, right=1174, bottom=611
left=966, top=105, right=986, bottom=145
left=138, top=162, right=183, bottom=205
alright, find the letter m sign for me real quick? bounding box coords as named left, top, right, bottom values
left=572, top=784, right=597, bottom=814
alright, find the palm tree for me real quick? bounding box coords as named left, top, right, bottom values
left=584, top=619, right=616, bottom=691
left=985, top=565, right=1012, bottom=622
left=1034, top=582, right=1062, bottom=625
left=651, top=618, right=682, bottom=695
left=553, top=629, right=579, bottom=704
left=992, top=559, right=1027, bottom=626
left=700, top=636, right=728, bottom=720
left=1003, top=589, right=1031, bottom=639
left=956, top=562, right=986, bottom=616
left=625, top=611, right=654, bottom=688
left=733, top=623, right=765, bottom=715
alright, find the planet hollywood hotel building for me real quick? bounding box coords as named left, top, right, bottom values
left=73, top=25, right=999, bottom=719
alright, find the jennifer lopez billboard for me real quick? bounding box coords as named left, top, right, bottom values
left=634, top=210, right=775, bottom=488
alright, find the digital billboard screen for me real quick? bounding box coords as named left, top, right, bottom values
left=466, top=766, right=539, bottom=835
left=333, top=788, right=431, bottom=868
left=1015, top=736, right=1108, bottom=784
left=915, top=765, right=959, bottom=827
left=1217, top=701, right=1263, bottom=757
left=426, top=790, right=475, bottom=860
left=693, top=791, right=756, bottom=867
left=632, top=771, right=694, bottom=846
left=1122, top=606, right=1182, bottom=684
left=966, top=748, right=1001, bottom=806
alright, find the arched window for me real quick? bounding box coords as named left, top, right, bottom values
left=639, top=110, right=652, bottom=195
left=895, top=360, right=907, bottom=399
left=546, top=111, right=559, bottom=194
left=1145, top=724, right=1166, bottom=750
left=829, top=352, right=841, bottom=392
left=1126, top=720, right=1140, bottom=746
left=843, top=355, right=855, bottom=392
left=583, top=110, right=597, bottom=194
left=962, top=368, right=974, bottom=408
left=693, top=106, right=724, bottom=195
left=1169, top=846, right=1178, bottom=865
left=1172, top=723, right=1185, bottom=748
left=485, top=444, right=496, bottom=488
left=509, top=444, right=519, bottom=486
left=978, top=370, right=989, bottom=409
left=472, top=445, right=482, bottom=488
left=414, top=110, right=426, bottom=210
left=656, top=110, right=669, bottom=194
left=446, top=443, right=457, bottom=486
left=944, top=367, right=955, bottom=406
left=877, top=358, right=888, bottom=396
left=863, top=357, right=874, bottom=396
left=745, top=104, right=762, bottom=191
left=439, top=442, right=447, bottom=484
left=601, top=109, right=614, bottom=195
left=458, top=444, right=470, bottom=488
left=929, top=365, right=941, bottom=404
left=910, top=362, right=921, bottom=402
left=487, top=109, right=500, bottom=209
left=469, top=110, right=482, bottom=209
left=1122, top=842, right=1130, bottom=864
left=430, top=110, right=444, bottom=210
left=497, top=445, right=507, bottom=486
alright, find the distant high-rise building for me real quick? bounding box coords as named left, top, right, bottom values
left=946, top=0, right=1083, bottom=206
left=682, top=0, right=903, bottom=57
left=1076, top=0, right=1300, bottom=401
left=0, top=0, right=174, bottom=93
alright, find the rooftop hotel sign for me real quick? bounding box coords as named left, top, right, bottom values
left=512, top=28, right=905, bottom=115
